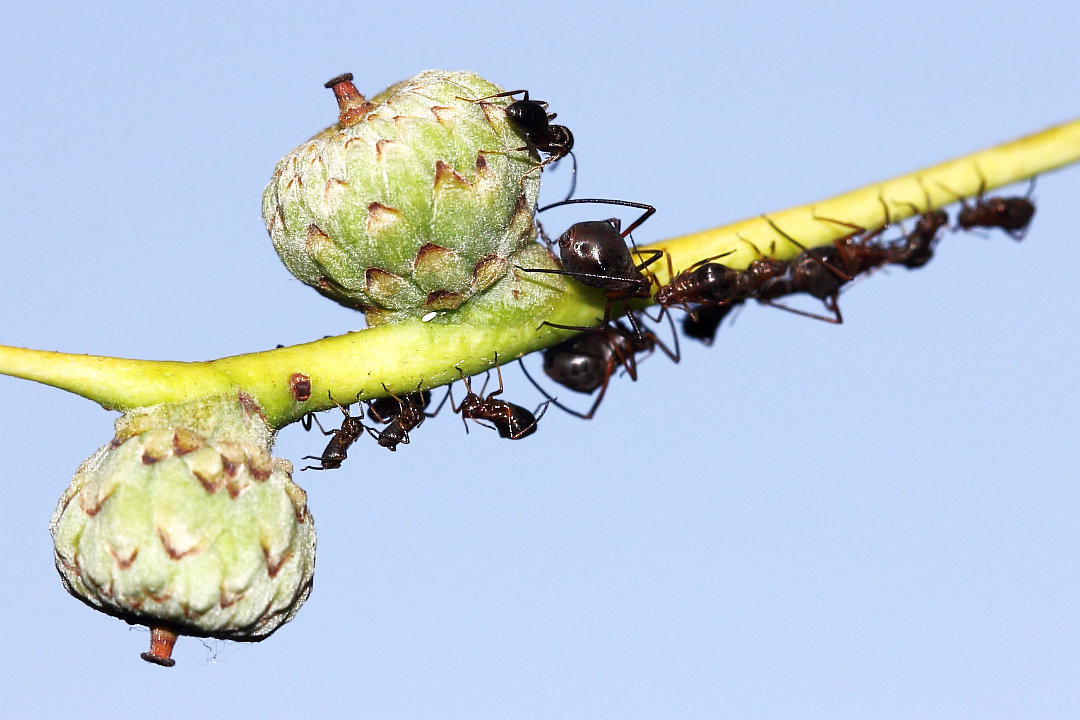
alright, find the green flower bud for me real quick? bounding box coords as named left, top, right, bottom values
left=262, top=70, right=540, bottom=324
left=50, top=395, right=316, bottom=666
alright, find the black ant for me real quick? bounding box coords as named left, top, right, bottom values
left=367, top=390, right=432, bottom=424
left=300, top=394, right=366, bottom=471
left=465, top=89, right=577, bottom=200
left=366, top=384, right=434, bottom=451
left=520, top=315, right=679, bottom=419
left=516, top=198, right=663, bottom=339
left=955, top=177, right=1035, bottom=240
left=681, top=303, right=739, bottom=345
left=451, top=358, right=551, bottom=439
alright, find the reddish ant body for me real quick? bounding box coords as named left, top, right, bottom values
left=301, top=394, right=366, bottom=471
left=451, top=360, right=550, bottom=439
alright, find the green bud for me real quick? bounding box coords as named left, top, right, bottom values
left=262, top=70, right=540, bottom=324
left=50, top=395, right=316, bottom=666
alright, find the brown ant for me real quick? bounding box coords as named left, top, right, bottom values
left=517, top=198, right=663, bottom=339
left=300, top=394, right=366, bottom=471
left=464, top=89, right=577, bottom=200
left=940, top=174, right=1035, bottom=240
left=366, top=384, right=436, bottom=451
left=752, top=218, right=856, bottom=324
left=451, top=358, right=551, bottom=439
left=887, top=192, right=949, bottom=268
left=956, top=178, right=1035, bottom=240
left=519, top=315, right=679, bottom=419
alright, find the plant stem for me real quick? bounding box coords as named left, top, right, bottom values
left=2, top=117, right=1078, bottom=429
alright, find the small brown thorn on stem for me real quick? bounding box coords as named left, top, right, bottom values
left=324, top=72, right=371, bottom=127
left=140, top=625, right=178, bottom=667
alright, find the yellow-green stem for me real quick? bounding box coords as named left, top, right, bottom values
left=2, top=117, right=1078, bottom=429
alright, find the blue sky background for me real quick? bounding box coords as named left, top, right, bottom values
left=1, top=1, right=1078, bottom=718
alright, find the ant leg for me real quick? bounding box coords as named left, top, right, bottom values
left=488, top=353, right=506, bottom=400
left=425, top=386, right=453, bottom=418
left=651, top=311, right=681, bottom=364
left=558, top=151, right=579, bottom=203
left=535, top=198, right=656, bottom=238
left=459, top=89, right=528, bottom=103
left=763, top=215, right=853, bottom=283
left=760, top=295, right=843, bottom=325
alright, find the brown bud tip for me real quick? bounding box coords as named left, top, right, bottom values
left=140, top=626, right=178, bottom=667
left=324, top=72, right=370, bottom=127
left=323, top=72, right=354, bottom=89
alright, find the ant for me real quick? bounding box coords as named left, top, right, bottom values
left=681, top=303, right=739, bottom=345
left=367, top=390, right=432, bottom=424
left=887, top=191, right=949, bottom=268
left=940, top=174, right=1035, bottom=240
left=653, top=251, right=743, bottom=317
left=465, top=89, right=577, bottom=200
left=752, top=218, right=855, bottom=324
left=520, top=315, right=679, bottom=419
left=300, top=394, right=366, bottom=471
left=366, top=384, right=435, bottom=451
left=451, top=358, right=551, bottom=439
left=516, top=198, right=663, bottom=340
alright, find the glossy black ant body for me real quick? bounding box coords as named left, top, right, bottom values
left=366, top=385, right=431, bottom=451
left=681, top=303, right=739, bottom=345
left=300, top=394, right=366, bottom=471
left=520, top=316, right=678, bottom=419
left=451, top=360, right=551, bottom=439
left=466, top=89, right=577, bottom=200
left=517, top=198, right=663, bottom=339
left=954, top=178, right=1035, bottom=240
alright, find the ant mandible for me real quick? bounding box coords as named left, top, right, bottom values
left=300, top=393, right=366, bottom=471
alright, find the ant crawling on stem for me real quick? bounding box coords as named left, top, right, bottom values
left=940, top=170, right=1036, bottom=240
left=520, top=313, right=679, bottom=420
left=516, top=197, right=663, bottom=340
left=451, top=355, right=552, bottom=439
left=301, top=393, right=366, bottom=471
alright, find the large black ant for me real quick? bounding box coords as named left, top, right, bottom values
left=955, top=177, right=1035, bottom=240
left=465, top=89, right=577, bottom=200
left=681, top=303, right=740, bottom=345
left=300, top=394, right=366, bottom=471
left=516, top=198, right=663, bottom=339
left=451, top=358, right=551, bottom=439
left=366, top=384, right=436, bottom=451
left=520, top=315, right=679, bottom=419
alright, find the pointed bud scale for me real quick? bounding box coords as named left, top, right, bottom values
left=262, top=70, right=541, bottom=323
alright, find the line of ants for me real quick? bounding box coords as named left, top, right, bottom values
left=318, top=80, right=1037, bottom=458
left=300, top=358, right=554, bottom=471
left=300, top=166, right=1035, bottom=469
